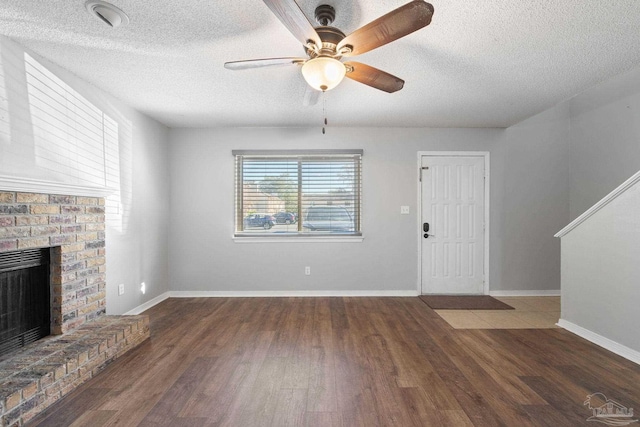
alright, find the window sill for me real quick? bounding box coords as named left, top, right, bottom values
left=233, top=235, right=364, bottom=243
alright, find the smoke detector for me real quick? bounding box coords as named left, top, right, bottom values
left=85, top=1, right=129, bottom=28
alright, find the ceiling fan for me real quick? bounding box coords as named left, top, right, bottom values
left=224, top=0, right=434, bottom=97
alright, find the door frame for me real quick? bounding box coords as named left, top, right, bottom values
left=416, top=151, right=491, bottom=295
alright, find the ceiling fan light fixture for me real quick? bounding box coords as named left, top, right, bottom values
left=301, top=57, right=346, bottom=92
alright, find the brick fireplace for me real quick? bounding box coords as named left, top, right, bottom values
left=0, top=191, right=149, bottom=426
left=0, top=191, right=108, bottom=336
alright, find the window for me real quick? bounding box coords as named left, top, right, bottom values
left=234, top=150, right=362, bottom=237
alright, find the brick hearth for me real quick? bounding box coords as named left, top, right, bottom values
left=0, top=315, right=149, bottom=426
left=0, top=191, right=150, bottom=426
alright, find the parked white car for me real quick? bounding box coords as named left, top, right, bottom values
left=302, top=206, right=354, bottom=232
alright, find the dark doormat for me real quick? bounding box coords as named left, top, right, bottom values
left=419, top=295, right=514, bottom=310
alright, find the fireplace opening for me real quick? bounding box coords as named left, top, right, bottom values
left=0, top=248, right=51, bottom=358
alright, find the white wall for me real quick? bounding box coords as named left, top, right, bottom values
left=0, top=36, right=170, bottom=314
left=169, top=126, right=527, bottom=294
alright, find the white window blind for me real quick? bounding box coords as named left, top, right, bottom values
left=234, top=150, right=362, bottom=237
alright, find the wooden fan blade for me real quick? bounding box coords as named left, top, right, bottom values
left=224, top=57, right=306, bottom=70
left=337, top=1, right=434, bottom=57
left=344, top=62, right=404, bottom=93
left=263, top=0, right=322, bottom=48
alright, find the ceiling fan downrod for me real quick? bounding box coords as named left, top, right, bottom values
left=314, top=4, right=335, bottom=26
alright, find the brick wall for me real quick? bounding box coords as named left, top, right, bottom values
left=0, top=191, right=107, bottom=334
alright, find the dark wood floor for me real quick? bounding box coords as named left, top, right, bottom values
left=28, top=297, right=640, bottom=426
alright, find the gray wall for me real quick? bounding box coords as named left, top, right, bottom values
left=556, top=64, right=640, bottom=357
left=167, top=125, right=568, bottom=294
left=105, top=115, right=170, bottom=314
left=569, top=66, right=640, bottom=219
left=168, top=127, right=509, bottom=293
left=560, top=180, right=640, bottom=355
left=0, top=36, right=171, bottom=314
left=492, top=63, right=640, bottom=295
left=502, top=105, right=571, bottom=292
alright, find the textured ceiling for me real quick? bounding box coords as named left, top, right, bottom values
left=2, top=1, right=640, bottom=128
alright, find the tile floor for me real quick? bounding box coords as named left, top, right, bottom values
left=435, top=296, right=561, bottom=329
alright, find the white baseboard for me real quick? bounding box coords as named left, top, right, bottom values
left=489, top=289, right=561, bottom=297
left=123, top=292, right=170, bottom=315
left=122, top=290, right=419, bottom=314
left=557, top=319, right=640, bottom=366
left=122, top=290, right=563, bottom=315
left=168, top=290, right=419, bottom=298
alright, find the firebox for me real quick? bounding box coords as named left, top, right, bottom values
left=0, top=248, right=51, bottom=357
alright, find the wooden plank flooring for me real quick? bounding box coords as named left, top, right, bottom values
left=28, top=297, right=640, bottom=426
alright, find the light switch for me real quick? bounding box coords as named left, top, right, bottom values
left=401, top=206, right=410, bottom=214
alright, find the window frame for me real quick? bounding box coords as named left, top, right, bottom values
left=233, top=149, right=363, bottom=242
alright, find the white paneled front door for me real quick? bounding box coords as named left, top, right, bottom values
left=420, top=154, right=486, bottom=294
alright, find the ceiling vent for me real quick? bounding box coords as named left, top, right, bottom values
left=85, top=1, right=129, bottom=28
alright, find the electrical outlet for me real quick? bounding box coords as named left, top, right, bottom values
left=118, top=283, right=124, bottom=295
left=401, top=206, right=410, bottom=214
left=305, top=266, right=311, bottom=276
left=140, top=282, right=146, bottom=295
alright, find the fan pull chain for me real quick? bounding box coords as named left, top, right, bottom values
left=322, top=91, right=327, bottom=134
